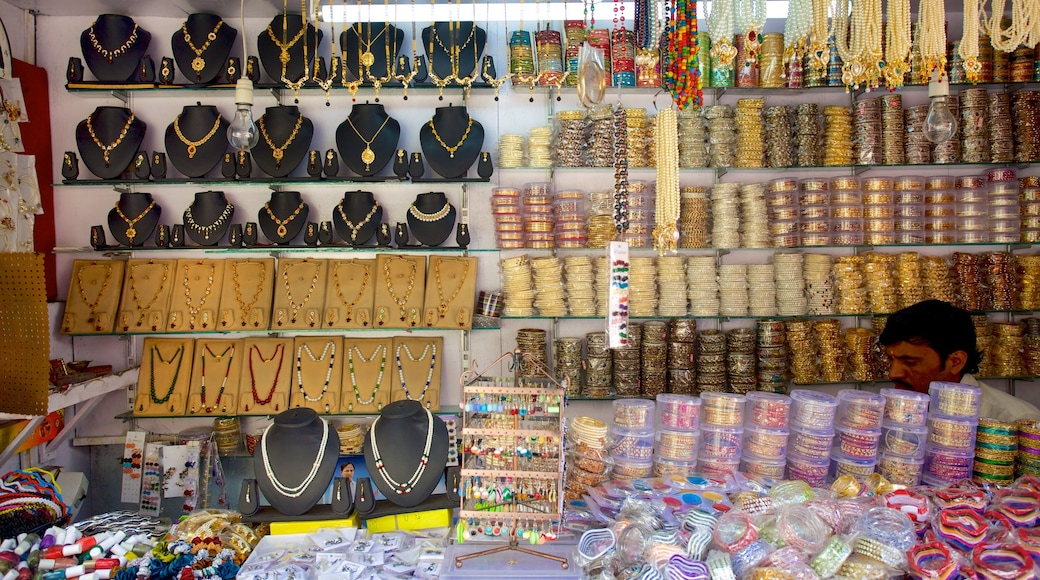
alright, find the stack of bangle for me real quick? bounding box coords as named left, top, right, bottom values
left=908, top=542, right=958, bottom=580
left=731, top=540, right=772, bottom=578
left=1018, top=419, right=1040, bottom=476
left=880, top=388, right=930, bottom=426
left=990, top=489, right=1040, bottom=528
left=713, top=512, right=758, bottom=554
left=935, top=507, right=990, bottom=552
left=929, top=381, right=983, bottom=418
left=933, top=486, right=989, bottom=511
left=975, top=418, right=1018, bottom=484
left=972, top=544, right=1038, bottom=580
left=809, top=536, right=852, bottom=578
left=853, top=536, right=907, bottom=569
left=883, top=489, right=932, bottom=524
left=775, top=505, right=829, bottom=553
left=789, top=390, right=838, bottom=429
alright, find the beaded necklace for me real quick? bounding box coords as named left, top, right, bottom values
left=408, top=200, right=451, bottom=222
left=370, top=406, right=434, bottom=494
left=149, top=345, right=185, bottom=405
left=184, top=200, right=234, bottom=241
left=653, top=107, right=680, bottom=256
left=74, top=262, right=114, bottom=326
left=230, top=261, right=267, bottom=327
left=332, top=261, right=371, bottom=323
left=395, top=343, right=437, bottom=404
left=259, top=418, right=330, bottom=498
left=87, top=21, right=140, bottom=64
left=200, top=344, right=234, bottom=413
left=434, top=258, right=470, bottom=317
left=666, top=0, right=700, bottom=109
left=706, top=0, right=736, bottom=76
left=884, top=0, right=912, bottom=88
left=784, top=0, right=812, bottom=63
left=296, top=341, right=337, bottom=402
left=128, top=262, right=169, bottom=328
left=347, top=344, right=387, bottom=411
left=181, top=262, right=216, bottom=330
left=917, top=0, right=947, bottom=79
left=338, top=200, right=381, bottom=243
left=248, top=343, right=285, bottom=409
left=280, top=261, right=322, bottom=324
left=383, top=257, right=417, bottom=322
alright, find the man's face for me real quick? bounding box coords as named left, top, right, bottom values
left=341, top=463, right=354, bottom=478
left=885, top=340, right=963, bottom=393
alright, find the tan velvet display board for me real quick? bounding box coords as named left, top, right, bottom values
left=421, top=256, right=477, bottom=329
left=168, top=259, right=226, bottom=332
left=373, top=254, right=427, bottom=329
left=186, top=338, right=244, bottom=416
left=273, top=258, right=329, bottom=330
left=237, top=337, right=293, bottom=415
left=322, top=258, right=377, bottom=330
left=116, top=259, right=178, bottom=333
left=62, top=259, right=125, bottom=334
left=215, top=258, right=275, bottom=330
left=0, top=253, right=49, bottom=416
left=339, top=337, right=393, bottom=414
left=290, top=335, right=344, bottom=414
left=389, top=335, right=442, bottom=410
left=135, top=337, right=195, bottom=416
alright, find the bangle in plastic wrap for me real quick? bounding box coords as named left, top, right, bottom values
left=1017, top=527, right=1040, bottom=562
left=933, top=486, right=988, bottom=512
left=776, top=505, right=830, bottom=553
left=855, top=506, right=917, bottom=551
left=972, top=543, right=1038, bottom=580
left=706, top=549, right=737, bottom=580
left=908, top=542, right=958, bottom=580
left=713, top=511, right=759, bottom=554
left=731, top=540, right=773, bottom=579
left=936, top=507, right=990, bottom=552
left=853, top=536, right=907, bottom=569
left=768, top=480, right=814, bottom=506
left=883, top=488, right=931, bottom=523
left=686, top=526, right=713, bottom=560
left=991, top=490, right=1040, bottom=528
left=809, top=536, right=852, bottom=578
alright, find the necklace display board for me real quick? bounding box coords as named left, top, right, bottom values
left=418, top=106, right=483, bottom=179
left=238, top=337, right=293, bottom=415
left=335, top=103, right=400, bottom=177
left=259, top=190, right=309, bottom=245
left=165, top=105, right=229, bottom=177
left=332, top=191, right=383, bottom=246
left=421, top=256, right=477, bottom=329
left=390, top=336, right=442, bottom=410
left=61, top=259, right=125, bottom=334
left=322, top=258, right=376, bottom=330
left=257, top=14, right=320, bottom=87
left=340, top=337, right=393, bottom=414
left=363, top=399, right=449, bottom=508
left=79, top=14, right=152, bottom=83
left=273, top=257, right=329, bottom=329
left=75, top=106, right=146, bottom=179
left=341, top=23, right=404, bottom=85
left=373, top=254, right=427, bottom=329
left=421, top=22, right=486, bottom=85
left=291, top=335, right=344, bottom=414
left=135, top=337, right=195, bottom=416
left=186, top=338, right=244, bottom=416
left=183, top=191, right=235, bottom=246
left=116, top=258, right=176, bottom=333
left=171, top=13, right=237, bottom=85
left=406, top=191, right=457, bottom=247
left=168, top=258, right=226, bottom=332
left=107, top=191, right=160, bottom=248
left=216, top=258, right=275, bottom=330
left=253, top=106, right=313, bottom=178
left=254, top=408, right=338, bottom=516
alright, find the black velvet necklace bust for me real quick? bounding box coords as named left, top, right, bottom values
left=406, top=192, right=456, bottom=247
left=340, top=23, right=404, bottom=82
left=171, top=14, right=238, bottom=85
left=333, top=191, right=383, bottom=245
left=253, top=106, right=314, bottom=178
left=164, top=105, right=229, bottom=178
left=80, top=14, right=152, bottom=83
left=421, top=22, right=486, bottom=82
left=255, top=408, right=339, bottom=516
left=256, top=14, right=321, bottom=85
left=363, top=400, right=448, bottom=507
left=107, top=191, right=161, bottom=248
left=419, top=106, right=484, bottom=179
left=76, top=106, right=148, bottom=179
left=335, top=103, right=400, bottom=177
left=259, top=190, right=309, bottom=244
left=183, top=191, right=235, bottom=246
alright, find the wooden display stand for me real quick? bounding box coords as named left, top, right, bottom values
left=339, top=337, right=393, bottom=414
left=116, top=258, right=177, bottom=333
left=322, top=258, right=377, bottom=330
left=373, top=254, right=427, bottom=329
left=290, top=335, right=344, bottom=414
left=389, top=336, right=442, bottom=410
left=216, top=258, right=275, bottom=330
left=272, top=258, right=329, bottom=330
left=135, top=337, right=195, bottom=416
left=238, top=337, right=293, bottom=415
left=185, top=338, right=244, bottom=416
left=167, top=259, right=226, bottom=332
left=421, top=256, right=477, bottom=330
left=62, top=259, right=125, bottom=334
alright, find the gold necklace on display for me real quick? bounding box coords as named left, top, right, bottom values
left=346, top=114, right=391, bottom=171
left=427, top=2, right=456, bottom=100
left=88, top=21, right=140, bottom=64
left=264, top=200, right=305, bottom=237
left=128, top=262, right=169, bottom=328
left=181, top=19, right=225, bottom=79
left=332, top=261, right=371, bottom=322
left=337, top=200, right=382, bottom=242
left=382, top=257, right=417, bottom=322
left=173, top=114, right=222, bottom=159
left=279, top=0, right=311, bottom=100
left=182, top=262, right=216, bottom=330
left=231, top=261, right=267, bottom=327
left=428, top=115, right=473, bottom=158
left=268, top=0, right=308, bottom=68
left=434, top=258, right=470, bottom=317
left=312, top=0, right=337, bottom=105
left=281, top=261, right=322, bottom=325
left=86, top=111, right=135, bottom=167
left=408, top=199, right=451, bottom=222
left=258, top=114, right=304, bottom=168
left=75, top=263, right=114, bottom=324
left=340, top=0, right=364, bottom=97
left=184, top=201, right=234, bottom=241
left=393, top=0, right=420, bottom=99
left=114, top=198, right=156, bottom=244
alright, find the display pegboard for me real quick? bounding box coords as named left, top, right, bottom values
left=0, top=253, right=48, bottom=416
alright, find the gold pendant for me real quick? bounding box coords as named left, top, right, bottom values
left=361, top=146, right=375, bottom=167
left=187, top=145, right=197, bottom=158
left=277, top=224, right=288, bottom=237
left=273, top=148, right=284, bottom=161
left=361, top=51, right=375, bottom=68
left=126, top=227, right=137, bottom=241
left=439, top=302, right=449, bottom=317
left=192, top=56, right=205, bottom=72
left=279, top=48, right=291, bottom=65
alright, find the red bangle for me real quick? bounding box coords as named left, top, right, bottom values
left=908, top=541, right=958, bottom=580
left=713, top=511, right=759, bottom=554
left=884, top=489, right=931, bottom=523
left=992, top=490, right=1040, bottom=527
left=972, top=543, right=1036, bottom=580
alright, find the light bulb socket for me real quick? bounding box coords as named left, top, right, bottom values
left=928, top=78, right=949, bottom=98
left=235, top=78, right=255, bottom=106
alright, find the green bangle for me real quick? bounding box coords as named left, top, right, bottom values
left=976, top=441, right=1018, bottom=451
left=973, top=455, right=1015, bottom=467
left=978, top=425, right=1017, bottom=436
left=811, top=537, right=852, bottom=578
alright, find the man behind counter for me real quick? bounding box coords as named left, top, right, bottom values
left=879, top=299, right=1040, bottom=422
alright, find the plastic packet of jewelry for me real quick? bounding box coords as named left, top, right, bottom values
left=576, top=43, right=606, bottom=108
left=237, top=560, right=278, bottom=580
left=269, top=563, right=311, bottom=579
left=382, top=557, right=417, bottom=577
left=415, top=560, right=443, bottom=579
left=309, top=529, right=350, bottom=551
left=618, top=496, right=666, bottom=530
left=371, top=532, right=405, bottom=551
left=345, top=549, right=386, bottom=567
left=315, top=552, right=364, bottom=579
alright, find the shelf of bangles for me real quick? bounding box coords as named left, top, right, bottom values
left=0, top=469, right=69, bottom=538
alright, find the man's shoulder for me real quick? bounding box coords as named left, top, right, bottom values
left=971, top=375, right=1040, bottom=422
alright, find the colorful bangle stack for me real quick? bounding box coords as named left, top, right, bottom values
left=835, top=424, right=881, bottom=459
left=746, top=391, right=791, bottom=429
left=776, top=505, right=829, bottom=553
left=929, top=381, right=983, bottom=418
left=881, top=422, right=928, bottom=458
left=789, top=389, right=838, bottom=429
left=853, top=536, right=907, bottom=569
left=880, top=387, right=930, bottom=426
left=613, top=399, right=655, bottom=429
left=1018, top=419, right=1040, bottom=477
left=972, top=544, right=1038, bottom=580
left=785, top=453, right=829, bottom=487
left=877, top=452, right=925, bottom=486
left=713, top=512, right=758, bottom=555
left=990, top=489, right=1040, bottom=528
left=924, top=446, right=974, bottom=485
left=974, top=418, right=1018, bottom=484
left=928, top=414, right=979, bottom=451
left=656, top=393, right=700, bottom=431
left=836, top=389, right=885, bottom=429
left=908, top=541, right=958, bottom=580
left=789, top=425, right=835, bottom=460
left=936, top=507, right=990, bottom=552
left=701, top=391, right=747, bottom=427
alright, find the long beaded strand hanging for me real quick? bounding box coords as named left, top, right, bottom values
left=312, top=0, right=336, bottom=106
left=917, top=0, right=947, bottom=80
left=784, top=0, right=812, bottom=73
left=706, top=0, right=736, bottom=84
left=807, top=0, right=830, bottom=69
left=958, top=0, right=981, bottom=82
left=653, top=106, right=679, bottom=255
left=733, top=0, right=766, bottom=79
left=613, top=105, right=629, bottom=233
left=841, top=0, right=882, bottom=91
left=983, top=0, right=1040, bottom=52
left=664, top=0, right=700, bottom=109
left=883, top=0, right=912, bottom=89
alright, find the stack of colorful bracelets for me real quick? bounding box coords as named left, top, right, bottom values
left=567, top=471, right=1040, bottom=580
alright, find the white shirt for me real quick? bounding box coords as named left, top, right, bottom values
left=960, top=374, right=1040, bottom=423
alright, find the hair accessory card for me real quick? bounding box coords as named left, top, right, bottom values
left=373, top=254, right=427, bottom=329
left=121, top=431, right=147, bottom=503
left=322, top=258, right=377, bottom=330
left=339, top=337, right=393, bottom=414
left=608, top=241, right=630, bottom=348
left=116, top=258, right=177, bottom=333
left=389, top=336, right=443, bottom=410
left=238, top=337, right=293, bottom=415
left=290, top=335, right=344, bottom=415
left=421, top=256, right=477, bottom=329
left=186, top=338, right=244, bottom=416
left=272, top=258, right=329, bottom=330
left=139, top=443, right=163, bottom=516
left=167, top=258, right=226, bottom=332
left=62, top=259, right=126, bottom=335
left=134, top=337, right=195, bottom=416
left=216, top=258, right=275, bottom=330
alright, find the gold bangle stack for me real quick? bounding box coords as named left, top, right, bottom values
left=895, top=252, right=924, bottom=310
left=626, top=108, right=649, bottom=168
left=845, top=327, right=879, bottom=382
left=1018, top=419, right=1040, bottom=476
left=822, top=105, right=853, bottom=166
left=1019, top=256, right=1040, bottom=310
left=921, top=255, right=955, bottom=303
left=815, top=318, right=846, bottom=383
left=1024, top=318, right=1040, bottom=377
left=678, top=107, right=708, bottom=168
left=786, top=319, right=819, bottom=384
left=679, top=187, right=709, bottom=248
left=832, top=256, right=868, bottom=315
left=991, top=321, right=1026, bottom=378
left=974, top=417, right=1018, bottom=484
left=863, top=253, right=898, bottom=314
left=735, top=98, right=766, bottom=168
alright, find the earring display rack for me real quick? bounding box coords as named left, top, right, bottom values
left=455, top=350, right=567, bottom=569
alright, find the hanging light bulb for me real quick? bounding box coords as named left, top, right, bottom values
left=228, top=78, right=259, bottom=151
left=924, top=72, right=957, bottom=144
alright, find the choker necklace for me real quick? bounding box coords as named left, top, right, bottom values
left=346, top=114, right=392, bottom=171
left=86, top=111, right=136, bottom=167
left=434, top=258, right=470, bottom=317
left=382, top=257, right=417, bottom=322
left=281, top=261, right=322, bottom=324
left=265, top=200, right=305, bottom=238
left=333, top=261, right=371, bottom=322
left=75, top=263, right=114, bottom=325
left=249, top=343, right=285, bottom=410
left=184, top=201, right=234, bottom=241
left=428, top=116, right=473, bottom=158
left=258, top=115, right=304, bottom=168
left=88, top=21, right=140, bottom=64
left=114, top=199, right=156, bottom=244
left=337, top=200, right=381, bottom=243
left=200, top=344, right=234, bottom=413
left=296, top=341, right=337, bottom=402
left=181, top=19, right=225, bottom=79
left=174, top=114, right=223, bottom=159
left=182, top=262, right=216, bottom=330
left=347, top=344, right=386, bottom=411
left=370, top=405, right=434, bottom=494
left=260, top=417, right=330, bottom=498
left=231, top=261, right=267, bottom=327
left=395, top=342, right=437, bottom=404
left=408, top=200, right=451, bottom=222
left=128, top=262, right=169, bottom=327
left=149, top=344, right=185, bottom=405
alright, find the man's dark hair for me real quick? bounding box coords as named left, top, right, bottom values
left=878, top=299, right=981, bottom=375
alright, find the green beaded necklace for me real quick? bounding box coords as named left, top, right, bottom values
left=150, top=345, right=185, bottom=404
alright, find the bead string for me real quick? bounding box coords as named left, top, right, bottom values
left=281, top=261, right=322, bottom=324
left=370, top=406, right=434, bottom=494
left=917, top=0, right=948, bottom=80
left=707, top=0, right=736, bottom=75
left=665, top=0, right=700, bottom=109
left=653, top=107, right=679, bottom=255
left=883, top=0, right=912, bottom=89
left=230, top=261, right=267, bottom=327
left=259, top=417, right=330, bottom=498
left=249, top=343, right=284, bottom=407
left=347, top=344, right=386, bottom=409
left=149, top=345, right=184, bottom=405
left=295, top=341, right=336, bottom=402
left=128, top=262, right=169, bottom=327
left=74, top=262, right=114, bottom=325
left=181, top=262, right=216, bottom=330
left=784, top=0, right=812, bottom=64
left=395, top=342, right=437, bottom=404
left=199, top=344, right=234, bottom=412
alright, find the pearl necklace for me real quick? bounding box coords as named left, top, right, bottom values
left=369, top=407, right=434, bottom=495
left=395, top=343, right=437, bottom=404
left=295, top=341, right=336, bottom=402
left=734, top=0, right=766, bottom=45
left=842, top=0, right=883, bottom=91
left=281, top=261, right=322, bottom=325
left=347, top=344, right=386, bottom=410
left=917, top=0, right=947, bottom=79
left=408, top=200, right=451, bottom=222
left=707, top=0, right=736, bottom=72
left=784, top=0, right=812, bottom=58
left=259, top=418, right=330, bottom=498
left=985, top=0, right=1040, bottom=52
left=959, top=0, right=981, bottom=81
left=884, top=0, right=912, bottom=89
left=653, top=107, right=680, bottom=256
left=808, top=0, right=831, bottom=67
left=332, top=261, right=371, bottom=323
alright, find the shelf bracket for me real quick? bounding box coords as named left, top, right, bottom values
left=110, top=90, right=129, bottom=105
left=39, top=396, right=107, bottom=462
